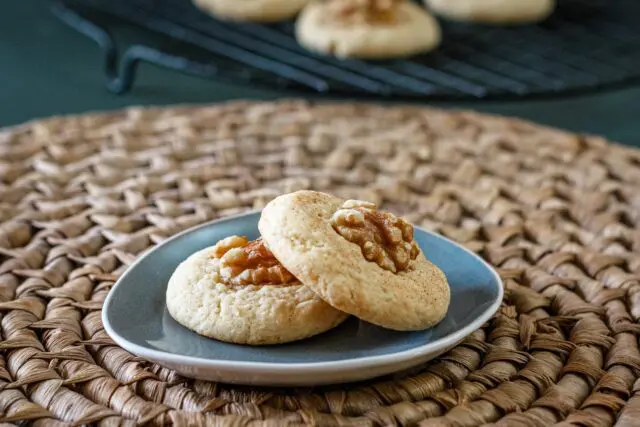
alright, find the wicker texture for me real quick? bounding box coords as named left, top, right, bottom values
left=0, top=100, right=639, bottom=426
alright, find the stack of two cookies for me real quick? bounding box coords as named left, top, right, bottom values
left=167, top=191, right=450, bottom=345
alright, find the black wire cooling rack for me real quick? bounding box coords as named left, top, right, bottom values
left=52, top=0, right=640, bottom=100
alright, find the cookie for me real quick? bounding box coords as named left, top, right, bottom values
left=424, top=0, right=556, bottom=24
left=259, top=191, right=450, bottom=331
left=295, top=0, right=441, bottom=59
left=166, top=236, right=348, bottom=345
left=193, top=0, right=309, bottom=22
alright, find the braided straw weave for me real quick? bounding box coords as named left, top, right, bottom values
left=1, top=100, right=640, bottom=426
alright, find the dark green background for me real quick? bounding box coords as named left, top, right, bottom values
left=2, top=1, right=638, bottom=146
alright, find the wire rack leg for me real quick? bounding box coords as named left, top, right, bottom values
left=50, top=0, right=218, bottom=94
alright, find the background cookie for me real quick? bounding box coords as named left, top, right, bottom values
left=193, top=0, right=309, bottom=22
left=295, top=0, right=441, bottom=59
left=166, top=237, right=348, bottom=345
left=259, top=191, right=450, bottom=331
left=425, top=0, right=556, bottom=24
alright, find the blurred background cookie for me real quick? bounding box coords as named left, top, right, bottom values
left=296, top=0, right=441, bottom=59
left=193, top=0, right=309, bottom=22
left=424, top=0, right=556, bottom=24
left=166, top=236, right=348, bottom=345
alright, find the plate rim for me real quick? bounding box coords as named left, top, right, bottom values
left=103, top=210, right=504, bottom=374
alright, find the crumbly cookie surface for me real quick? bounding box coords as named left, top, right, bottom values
left=295, top=0, right=441, bottom=59
left=259, top=191, right=450, bottom=331
left=166, top=236, right=348, bottom=345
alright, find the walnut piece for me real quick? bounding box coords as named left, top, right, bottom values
left=211, top=236, right=295, bottom=286
left=331, top=200, right=420, bottom=273
left=328, top=0, right=402, bottom=25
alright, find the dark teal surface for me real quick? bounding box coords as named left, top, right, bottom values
left=1, top=2, right=638, bottom=146
left=105, top=211, right=501, bottom=363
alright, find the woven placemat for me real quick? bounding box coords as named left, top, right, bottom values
left=1, top=100, right=639, bottom=426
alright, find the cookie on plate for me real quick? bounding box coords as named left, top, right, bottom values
left=295, top=0, right=441, bottom=59
left=259, top=191, right=450, bottom=331
left=166, top=236, right=348, bottom=345
left=192, top=0, right=309, bottom=22
left=424, top=0, right=556, bottom=24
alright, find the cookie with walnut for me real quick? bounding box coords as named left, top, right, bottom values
left=166, top=236, right=348, bottom=345
left=259, top=191, right=450, bottom=331
left=295, top=0, right=441, bottom=59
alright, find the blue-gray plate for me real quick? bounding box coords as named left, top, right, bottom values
left=103, top=211, right=503, bottom=386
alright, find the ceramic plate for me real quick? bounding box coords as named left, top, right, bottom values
left=103, top=211, right=503, bottom=386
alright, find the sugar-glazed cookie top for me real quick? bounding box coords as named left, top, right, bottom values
left=210, top=236, right=296, bottom=285
left=331, top=200, right=420, bottom=273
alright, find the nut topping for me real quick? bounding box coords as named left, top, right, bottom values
left=211, top=236, right=295, bottom=286
left=327, top=0, right=402, bottom=25
left=331, top=200, right=420, bottom=273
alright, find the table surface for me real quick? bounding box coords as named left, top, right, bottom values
left=2, top=1, right=638, bottom=146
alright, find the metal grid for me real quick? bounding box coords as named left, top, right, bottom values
left=53, top=0, right=640, bottom=99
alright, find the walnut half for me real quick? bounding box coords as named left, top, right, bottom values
left=331, top=200, right=420, bottom=273
left=210, top=236, right=295, bottom=286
